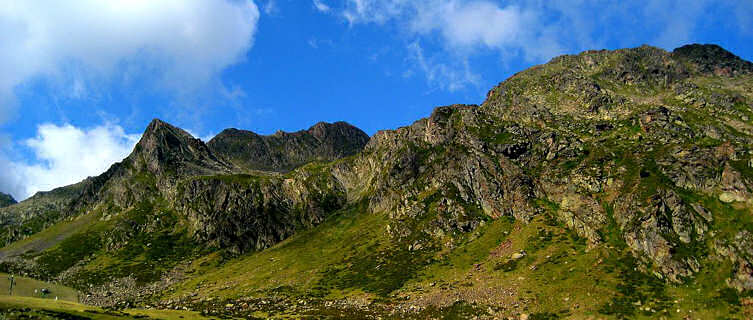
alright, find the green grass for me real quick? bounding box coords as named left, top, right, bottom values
left=36, top=230, right=103, bottom=278
left=62, top=200, right=199, bottom=288
left=168, top=200, right=391, bottom=300
left=0, top=273, right=79, bottom=302
left=2, top=197, right=200, bottom=291
left=0, top=296, right=216, bottom=319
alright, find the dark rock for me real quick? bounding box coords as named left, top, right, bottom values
left=673, top=44, right=753, bottom=76
left=208, top=121, right=369, bottom=172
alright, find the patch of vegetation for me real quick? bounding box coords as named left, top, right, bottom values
left=0, top=211, right=63, bottom=246
left=71, top=201, right=199, bottom=287
left=0, top=272, right=79, bottom=301
left=524, top=228, right=554, bottom=253
left=598, top=255, right=673, bottom=319
left=529, top=312, right=561, bottom=320
left=36, top=230, right=103, bottom=278
left=0, top=295, right=209, bottom=319
left=316, top=239, right=436, bottom=297
left=415, top=301, right=487, bottom=320
left=493, top=259, right=519, bottom=272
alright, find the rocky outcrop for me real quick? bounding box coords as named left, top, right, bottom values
left=208, top=121, right=369, bottom=172
left=175, top=168, right=346, bottom=253
left=131, top=119, right=233, bottom=178
left=67, top=119, right=234, bottom=212
left=331, top=105, right=537, bottom=244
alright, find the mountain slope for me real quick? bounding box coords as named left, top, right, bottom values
left=0, top=118, right=368, bottom=309
left=0, top=181, right=89, bottom=247
left=163, top=44, right=753, bottom=318
left=1, top=43, right=753, bottom=319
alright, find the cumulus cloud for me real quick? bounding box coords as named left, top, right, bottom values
left=0, top=0, right=260, bottom=123
left=1, top=123, right=141, bottom=201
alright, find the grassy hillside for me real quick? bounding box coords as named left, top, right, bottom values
left=154, top=201, right=750, bottom=319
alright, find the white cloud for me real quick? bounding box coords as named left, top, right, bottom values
left=342, top=1, right=561, bottom=59
left=342, top=0, right=409, bottom=25
left=0, top=0, right=260, bottom=124
left=263, top=0, right=279, bottom=15
left=407, top=41, right=479, bottom=91
left=307, top=38, right=334, bottom=49
left=1, top=123, right=141, bottom=201
left=336, top=0, right=746, bottom=92
left=313, top=0, right=332, bottom=13
left=338, top=0, right=563, bottom=89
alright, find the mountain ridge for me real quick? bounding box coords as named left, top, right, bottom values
left=208, top=120, right=369, bottom=172
left=1, top=43, right=753, bottom=318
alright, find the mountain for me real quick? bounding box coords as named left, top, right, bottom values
left=0, top=193, right=15, bottom=208
left=2, top=44, right=753, bottom=319
left=208, top=121, right=370, bottom=172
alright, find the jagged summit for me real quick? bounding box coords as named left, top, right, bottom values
left=208, top=120, right=369, bottom=172
left=129, top=118, right=231, bottom=177
left=212, top=120, right=366, bottom=141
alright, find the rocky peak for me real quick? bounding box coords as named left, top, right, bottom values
left=307, top=121, right=364, bottom=140
left=138, top=118, right=204, bottom=156
left=208, top=121, right=369, bottom=172
left=483, top=44, right=752, bottom=122
left=673, top=44, right=753, bottom=76
left=129, top=118, right=231, bottom=177
left=0, top=192, right=16, bottom=208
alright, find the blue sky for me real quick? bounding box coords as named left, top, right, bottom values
left=0, top=0, right=751, bottom=200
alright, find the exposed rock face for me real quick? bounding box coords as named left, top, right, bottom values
left=476, top=44, right=753, bottom=284
left=333, top=105, right=536, bottom=243
left=64, top=119, right=235, bottom=214
left=208, top=121, right=369, bottom=172
left=0, top=193, right=15, bottom=208
left=175, top=169, right=346, bottom=253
